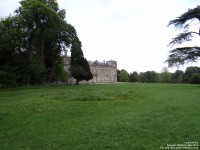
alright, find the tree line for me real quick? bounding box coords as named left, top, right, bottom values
left=0, top=0, right=92, bottom=87
left=118, top=66, right=200, bottom=84
left=1, top=1, right=200, bottom=86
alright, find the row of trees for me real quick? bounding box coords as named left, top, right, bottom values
left=118, top=66, right=200, bottom=84
left=1, top=1, right=200, bottom=86
left=0, top=0, right=92, bottom=86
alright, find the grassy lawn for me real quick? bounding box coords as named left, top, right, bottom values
left=0, top=83, right=199, bottom=150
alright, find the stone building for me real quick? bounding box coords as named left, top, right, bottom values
left=63, top=55, right=117, bottom=83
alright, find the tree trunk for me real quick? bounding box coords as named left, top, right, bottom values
left=27, top=35, right=34, bottom=85
left=76, top=79, right=80, bottom=85
left=28, top=40, right=33, bottom=65
left=39, top=37, right=45, bottom=66
left=48, top=44, right=60, bottom=83
left=48, top=61, right=56, bottom=83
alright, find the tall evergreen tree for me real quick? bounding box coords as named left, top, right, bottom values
left=70, top=37, right=93, bottom=85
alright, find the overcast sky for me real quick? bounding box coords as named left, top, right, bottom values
left=0, top=0, right=200, bottom=73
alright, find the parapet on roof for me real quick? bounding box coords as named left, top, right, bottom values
left=88, top=60, right=117, bottom=68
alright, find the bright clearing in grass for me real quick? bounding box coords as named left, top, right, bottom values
left=0, top=83, right=200, bottom=149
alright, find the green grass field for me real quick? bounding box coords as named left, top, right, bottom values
left=0, top=83, right=199, bottom=150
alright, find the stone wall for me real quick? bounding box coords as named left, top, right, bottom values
left=63, top=56, right=117, bottom=83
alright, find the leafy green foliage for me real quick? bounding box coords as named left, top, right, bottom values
left=70, top=37, right=93, bottom=84
left=166, top=47, right=200, bottom=67
left=119, top=67, right=200, bottom=84
left=166, top=5, right=200, bottom=67
left=0, top=0, right=81, bottom=86
left=0, top=70, right=17, bottom=87
left=54, top=56, right=67, bottom=82
left=144, top=71, right=158, bottom=83
left=171, top=70, right=184, bottom=83
left=0, top=16, right=29, bottom=86
left=117, top=69, right=129, bottom=82
left=191, top=73, right=200, bottom=84
left=129, top=71, right=138, bottom=82
left=183, top=66, right=200, bottom=83
left=138, top=71, right=158, bottom=83
left=168, top=6, right=200, bottom=30
left=159, top=67, right=172, bottom=83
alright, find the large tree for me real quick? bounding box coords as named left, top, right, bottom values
left=129, top=71, right=138, bottom=82
left=70, top=37, right=93, bottom=85
left=166, top=6, right=200, bottom=67
left=0, top=16, right=26, bottom=86
left=183, top=66, right=200, bottom=83
left=138, top=71, right=158, bottom=83
left=0, top=0, right=83, bottom=86
left=159, top=67, right=171, bottom=83
left=15, top=0, right=71, bottom=84
left=118, top=69, right=129, bottom=82
left=171, top=70, right=184, bottom=83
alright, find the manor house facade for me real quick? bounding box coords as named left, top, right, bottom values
left=63, top=55, right=117, bottom=83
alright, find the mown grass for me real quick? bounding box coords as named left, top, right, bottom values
left=0, top=83, right=199, bottom=150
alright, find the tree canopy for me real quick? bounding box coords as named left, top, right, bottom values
left=129, top=71, right=138, bottom=82
left=0, top=0, right=91, bottom=86
left=117, top=69, right=129, bottom=82
left=166, top=5, right=200, bottom=67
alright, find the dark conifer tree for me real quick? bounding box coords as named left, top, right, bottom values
left=166, top=6, right=200, bottom=67
left=70, top=37, right=93, bottom=85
